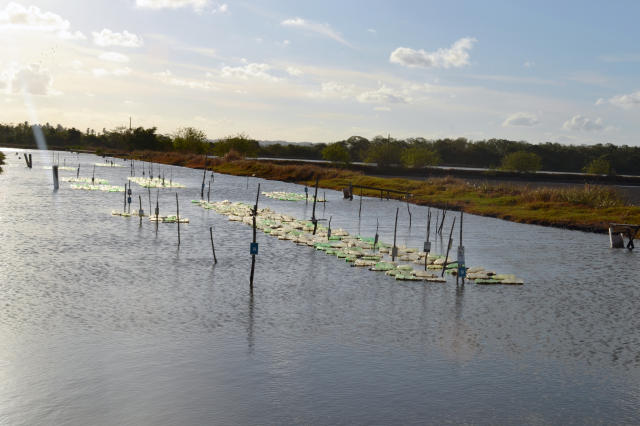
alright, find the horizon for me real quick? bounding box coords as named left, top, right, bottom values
left=1, top=1, right=639, bottom=145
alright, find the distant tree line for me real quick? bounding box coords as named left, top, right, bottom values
left=1, top=121, right=639, bottom=174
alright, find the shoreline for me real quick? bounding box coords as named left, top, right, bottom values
left=116, top=151, right=640, bottom=234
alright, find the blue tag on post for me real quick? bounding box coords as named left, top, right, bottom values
left=250, top=242, right=259, bottom=255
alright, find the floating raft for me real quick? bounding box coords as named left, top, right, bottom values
left=128, top=176, right=186, bottom=189
left=148, top=214, right=189, bottom=223
left=94, top=163, right=124, bottom=167
left=62, top=177, right=109, bottom=184
left=71, top=183, right=124, bottom=192
left=193, top=200, right=523, bottom=285
left=43, top=166, right=76, bottom=171
left=261, top=191, right=326, bottom=202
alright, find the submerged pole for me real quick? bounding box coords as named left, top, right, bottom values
left=392, top=207, right=399, bottom=262
left=311, top=176, right=319, bottom=235
left=210, top=226, right=218, bottom=264
left=425, top=208, right=431, bottom=271
left=441, top=217, right=456, bottom=277
left=249, top=183, right=261, bottom=292
left=52, top=165, right=59, bottom=190
left=176, top=193, right=180, bottom=247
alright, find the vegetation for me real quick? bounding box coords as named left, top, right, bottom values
left=322, top=143, right=350, bottom=165
left=121, top=151, right=638, bottom=233
left=583, top=156, right=612, bottom=175
left=500, top=151, right=542, bottom=172
left=3, top=121, right=640, bottom=175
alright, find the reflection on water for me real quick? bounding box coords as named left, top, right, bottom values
left=1, top=148, right=640, bottom=424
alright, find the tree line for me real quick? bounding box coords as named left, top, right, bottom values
left=1, top=121, right=639, bottom=174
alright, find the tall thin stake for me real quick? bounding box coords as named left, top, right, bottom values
left=441, top=217, right=456, bottom=277
left=425, top=208, right=431, bottom=271
left=392, top=207, right=399, bottom=262
left=358, top=188, right=363, bottom=218
left=210, top=226, right=218, bottom=264
left=138, top=195, right=143, bottom=226
left=155, top=190, right=159, bottom=235
left=249, top=183, right=261, bottom=292
left=176, top=193, right=180, bottom=247
left=311, top=177, right=319, bottom=235
left=406, top=198, right=412, bottom=228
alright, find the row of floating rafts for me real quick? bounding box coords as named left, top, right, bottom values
left=110, top=210, right=189, bottom=223
left=62, top=176, right=109, bottom=185
left=94, top=162, right=124, bottom=167
left=261, top=191, right=326, bottom=202
left=128, top=176, right=186, bottom=188
left=71, top=183, right=124, bottom=192
left=193, top=200, right=523, bottom=285
left=43, top=165, right=77, bottom=171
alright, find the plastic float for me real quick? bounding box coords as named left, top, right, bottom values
left=128, top=176, right=186, bottom=189
left=261, top=191, right=326, bottom=202
left=192, top=199, right=524, bottom=286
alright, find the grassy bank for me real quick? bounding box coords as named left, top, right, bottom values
left=126, top=151, right=640, bottom=233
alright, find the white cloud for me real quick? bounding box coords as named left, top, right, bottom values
left=523, top=60, right=535, bottom=68
left=154, top=69, right=217, bottom=90
left=99, top=52, right=130, bottom=63
left=502, top=112, right=539, bottom=127
left=92, top=67, right=132, bottom=77
left=9, top=64, right=55, bottom=95
left=92, top=29, right=143, bottom=48
left=357, top=85, right=409, bottom=104
left=221, top=63, right=280, bottom=82
left=281, top=17, right=350, bottom=47
left=598, top=91, right=640, bottom=109
left=0, top=2, right=85, bottom=40
left=308, top=81, right=356, bottom=99
left=286, top=67, right=302, bottom=76
left=562, top=115, right=604, bottom=132
left=135, top=0, right=209, bottom=11
left=213, top=3, right=228, bottom=14
left=367, top=28, right=376, bottom=34
left=390, top=37, right=477, bottom=69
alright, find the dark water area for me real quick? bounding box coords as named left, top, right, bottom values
left=1, top=148, right=640, bottom=425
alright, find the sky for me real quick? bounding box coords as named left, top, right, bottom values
left=1, top=0, right=639, bottom=144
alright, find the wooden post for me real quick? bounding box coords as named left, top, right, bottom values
left=311, top=177, right=319, bottom=235
left=457, top=211, right=464, bottom=285
left=438, top=207, right=447, bottom=235
left=359, top=188, right=363, bottom=218
left=176, top=193, right=180, bottom=247
left=28, top=154, right=33, bottom=168
left=76, top=163, right=80, bottom=178
left=425, top=208, right=431, bottom=271
left=374, top=218, right=379, bottom=252
left=92, top=164, right=95, bottom=184
left=127, top=182, right=132, bottom=214
left=201, top=159, right=207, bottom=199
left=148, top=187, right=152, bottom=219
left=52, top=165, right=59, bottom=190
left=123, top=182, right=127, bottom=212
left=406, top=197, right=412, bottom=228
left=155, top=190, right=159, bottom=235
left=138, top=195, right=143, bottom=226
left=249, top=183, right=261, bottom=292
left=392, top=207, right=399, bottom=262
left=327, top=216, right=332, bottom=240
left=210, top=226, right=218, bottom=264
left=441, top=217, right=456, bottom=277
left=207, top=180, right=211, bottom=203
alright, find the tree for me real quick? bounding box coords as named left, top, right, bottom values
left=211, top=133, right=259, bottom=157
left=322, top=142, right=350, bottom=165
left=173, top=127, right=209, bottom=154
left=365, top=136, right=403, bottom=167
left=500, top=151, right=542, bottom=172
left=583, top=156, right=612, bottom=175
left=401, top=147, right=440, bottom=168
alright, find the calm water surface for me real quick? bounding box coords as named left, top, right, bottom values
left=1, top=148, right=639, bottom=425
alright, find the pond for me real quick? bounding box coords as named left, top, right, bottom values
left=1, top=148, right=639, bottom=425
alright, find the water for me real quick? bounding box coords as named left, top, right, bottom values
left=1, top=148, right=640, bottom=425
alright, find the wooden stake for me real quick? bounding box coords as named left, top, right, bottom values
left=201, top=158, right=207, bottom=199
left=311, top=177, right=319, bottom=234
left=138, top=195, right=143, bottom=226
left=176, top=193, right=180, bottom=247
left=92, top=164, right=95, bottom=184
left=374, top=218, right=379, bottom=252
left=425, top=208, right=431, bottom=271
left=76, top=163, right=80, bottom=178
left=155, top=190, right=159, bottom=235
left=207, top=180, right=211, bottom=203
left=249, top=183, right=261, bottom=292
left=52, top=165, right=59, bottom=190
left=123, top=182, right=127, bottom=212
left=392, top=207, right=399, bottom=262
left=210, top=226, right=218, bottom=264
left=441, top=217, right=456, bottom=277
left=406, top=197, right=412, bottom=228
left=358, top=187, right=363, bottom=218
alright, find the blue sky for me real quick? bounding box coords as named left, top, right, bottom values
left=1, top=0, right=639, bottom=144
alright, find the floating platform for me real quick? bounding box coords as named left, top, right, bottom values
left=261, top=191, right=326, bottom=202
left=128, top=177, right=185, bottom=189
left=71, top=184, right=124, bottom=192
left=193, top=200, right=523, bottom=286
